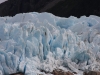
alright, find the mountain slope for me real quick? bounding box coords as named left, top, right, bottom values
left=0, top=0, right=55, bottom=16
left=47, top=0, right=100, bottom=17
left=0, top=0, right=100, bottom=17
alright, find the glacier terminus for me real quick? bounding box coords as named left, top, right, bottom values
left=0, top=12, right=100, bottom=75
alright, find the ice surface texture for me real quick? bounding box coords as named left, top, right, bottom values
left=0, top=12, right=100, bottom=75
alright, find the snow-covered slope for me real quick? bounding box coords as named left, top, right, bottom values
left=0, top=12, right=100, bottom=75
left=0, top=0, right=7, bottom=4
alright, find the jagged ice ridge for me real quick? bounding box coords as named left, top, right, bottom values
left=0, top=12, right=100, bottom=75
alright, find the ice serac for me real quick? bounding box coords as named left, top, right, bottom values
left=0, top=12, right=100, bottom=75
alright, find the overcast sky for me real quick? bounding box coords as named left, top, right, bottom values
left=0, top=0, right=7, bottom=4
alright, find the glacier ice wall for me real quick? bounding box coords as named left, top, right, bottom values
left=0, top=12, right=100, bottom=75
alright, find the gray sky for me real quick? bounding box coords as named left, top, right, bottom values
left=0, top=0, right=7, bottom=4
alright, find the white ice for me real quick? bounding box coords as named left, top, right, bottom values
left=0, top=12, right=100, bottom=75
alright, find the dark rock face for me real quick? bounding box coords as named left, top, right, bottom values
left=39, top=69, right=74, bottom=75
left=52, top=69, right=74, bottom=75
left=48, top=0, right=100, bottom=17
left=0, top=0, right=100, bottom=17
left=84, top=71, right=100, bottom=75
left=10, top=72, right=24, bottom=75
left=0, top=0, right=54, bottom=16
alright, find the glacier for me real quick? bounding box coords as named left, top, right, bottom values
left=0, top=12, right=100, bottom=75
